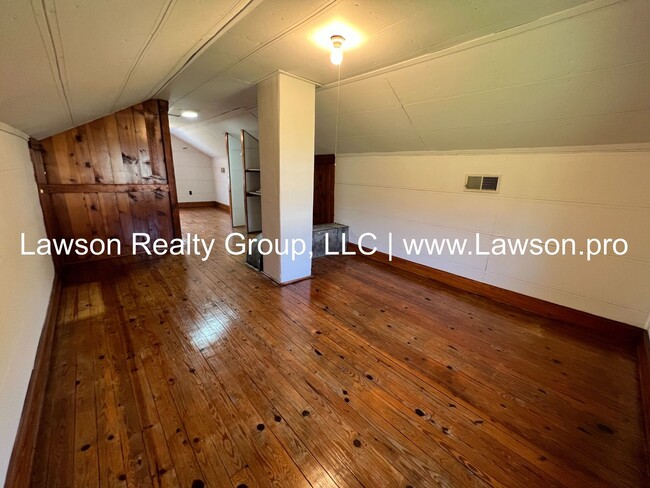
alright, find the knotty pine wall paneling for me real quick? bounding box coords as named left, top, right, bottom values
left=30, top=99, right=180, bottom=264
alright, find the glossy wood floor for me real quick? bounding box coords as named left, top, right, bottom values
left=30, top=208, right=647, bottom=487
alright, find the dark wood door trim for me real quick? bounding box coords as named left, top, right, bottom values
left=313, top=153, right=335, bottom=225
left=315, top=154, right=335, bottom=165
left=638, top=331, right=650, bottom=478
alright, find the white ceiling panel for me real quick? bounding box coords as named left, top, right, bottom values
left=155, top=31, right=261, bottom=104
left=51, top=0, right=168, bottom=122
left=316, top=77, right=399, bottom=117
left=402, top=60, right=650, bottom=133
left=333, top=106, right=415, bottom=138
left=0, top=0, right=71, bottom=136
left=158, top=0, right=335, bottom=104
left=336, top=132, right=426, bottom=154
left=2, top=0, right=647, bottom=157
left=171, top=109, right=259, bottom=158
left=0, top=0, right=254, bottom=138
left=416, top=109, right=650, bottom=151
left=161, top=0, right=598, bottom=144
left=112, top=0, right=254, bottom=110
left=384, top=0, right=650, bottom=106
left=315, top=0, right=650, bottom=153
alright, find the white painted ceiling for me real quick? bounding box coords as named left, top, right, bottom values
left=315, top=0, right=650, bottom=153
left=2, top=0, right=648, bottom=153
left=0, top=0, right=262, bottom=138
left=171, top=108, right=259, bottom=159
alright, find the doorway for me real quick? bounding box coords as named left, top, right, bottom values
left=226, top=132, right=246, bottom=227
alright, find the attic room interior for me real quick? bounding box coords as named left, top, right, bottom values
left=1, top=0, right=649, bottom=486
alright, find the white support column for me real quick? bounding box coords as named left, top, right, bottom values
left=258, top=71, right=316, bottom=284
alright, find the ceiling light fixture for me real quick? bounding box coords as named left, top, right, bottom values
left=181, top=110, right=198, bottom=118
left=330, top=35, right=345, bottom=65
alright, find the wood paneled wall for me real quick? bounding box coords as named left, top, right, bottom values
left=30, top=99, right=181, bottom=265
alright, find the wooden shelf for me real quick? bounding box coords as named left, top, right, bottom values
left=242, top=130, right=261, bottom=233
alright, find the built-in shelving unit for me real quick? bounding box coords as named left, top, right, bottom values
left=242, top=130, right=261, bottom=233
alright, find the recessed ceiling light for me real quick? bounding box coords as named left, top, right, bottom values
left=181, top=110, right=198, bottom=118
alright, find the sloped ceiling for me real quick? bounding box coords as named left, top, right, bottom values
left=171, top=108, right=259, bottom=159
left=2, top=0, right=648, bottom=154
left=314, top=0, right=650, bottom=153
left=162, top=0, right=590, bottom=127
left=0, top=0, right=256, bottom=138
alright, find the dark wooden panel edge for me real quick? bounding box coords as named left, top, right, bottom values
left=346, top=242, right=643, bottom=343
left=315, top=153, right=335, bottom=165
left=5, top=274, right=61, bottom=486
left=157, top=99, right=182, bottom=238
left=40, top=183, right=170, bottom=193
left=29, top=139, right=63, bottom=272
left=638, top=330, right=650, bottom=479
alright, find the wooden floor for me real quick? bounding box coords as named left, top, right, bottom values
left=29, top=208, right=647, bottom=487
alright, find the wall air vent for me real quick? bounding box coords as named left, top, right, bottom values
left=464, top=175, right=501, bottom=193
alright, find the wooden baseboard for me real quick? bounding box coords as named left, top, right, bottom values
left=346, top=242, right=642, bottom=343
left=179, top=201, right=217, bottom=208
left=6, top=275, right=62, bottom=486
left=215, top=201, right=230, bottom=212
left=638, top=330, right=650, bottom=478
left=178, top=201, right=230, bottom=212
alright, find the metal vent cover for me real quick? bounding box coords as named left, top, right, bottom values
left=464, top=175, right=501, bottom=193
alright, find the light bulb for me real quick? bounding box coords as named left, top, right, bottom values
left=330, top=48, right=343, bottom=65
left=329, top=35, right=345, bottom=65
left=181, top=110, right=198, bottom=118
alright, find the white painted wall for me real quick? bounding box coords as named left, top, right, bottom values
left=211, top=156, right=230, bottom=206
left=171, top=135, right=216, bottom=203
left=335, top=147, right=650, bottom=328
left=259, top=72, right=316, bottom=283
left=0, top=122, right=55, bottom=483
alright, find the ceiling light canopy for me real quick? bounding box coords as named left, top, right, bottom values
left=181, top=110, right=198, bottom=118
left=312, top=21, right=362, bottom=65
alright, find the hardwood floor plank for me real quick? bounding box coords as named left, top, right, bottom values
left=191, top=258, right=569, bottom=488
left=28, top=208, right=648, bottom=488
left=30, top=286, right=74, bottom=487
left=92, top=312, right=129, bottom=488
left=113, top=274, right=206, bottom=487
left=286, top=272, right=644, bottom=485
left=100, top=281, right=155, bottom=486
left=331, top=261, right=640, bottom=412
left=135, top=267, right=321, bottom=488
left=156, top=258, right=496, bottom=486
left=45, top=285, right=78, bottom=488
left=184, top=239, right=624, bottom=484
